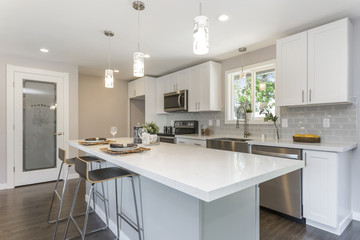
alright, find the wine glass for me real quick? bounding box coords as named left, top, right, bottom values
left=110, top=126, right=117, bottom=140
left=138, top=127, right=148, bottom=145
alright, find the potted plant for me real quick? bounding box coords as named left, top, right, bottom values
left=259, top=103, right=279, bottom=140
left=246, top=108, right=253, bottom=121
left=143, top=122, right=160, bottom=143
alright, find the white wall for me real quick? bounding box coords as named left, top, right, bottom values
left=0, top=53, right=78, bottom=185
left=350, top=17, right=360, bottom=218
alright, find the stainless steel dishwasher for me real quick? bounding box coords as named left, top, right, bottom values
left=251, top=145, right=303, bottom=221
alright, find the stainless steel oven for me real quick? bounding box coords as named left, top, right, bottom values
left=164, top=90, right=188, bottom=112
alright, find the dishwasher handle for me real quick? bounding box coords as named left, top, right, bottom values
left=252, top=149, right=300, bottom=160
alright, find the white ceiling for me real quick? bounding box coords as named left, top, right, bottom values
left=1, top=0, right=360, bottom=81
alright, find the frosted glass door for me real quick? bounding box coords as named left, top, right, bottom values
left=23, top=80, right=57, bottom=171
left=14, top=70, right=65, bottom=187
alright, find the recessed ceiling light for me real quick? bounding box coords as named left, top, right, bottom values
left=40, top=48, right=49, bottom=53
left=144, top=54, right=150, bottom=58
left=218, top=14, right=229, bottom=22
left=114, top=69, right=119, bottom=73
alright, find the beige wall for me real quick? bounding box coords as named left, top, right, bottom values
left=78, top=74, right=128, bottom=139
left=0, top=53, right=78, bottom=185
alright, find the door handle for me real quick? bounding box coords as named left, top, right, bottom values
left=54, top=132, right=63, bottom=136
left=302, top=90, right=304, bottom=103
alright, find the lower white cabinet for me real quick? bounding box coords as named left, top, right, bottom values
left=302, top=150, right=351, bottom=235
left=176, top=138, right=206, bottom=147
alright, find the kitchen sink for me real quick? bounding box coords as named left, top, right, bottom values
left=206, top=138, right=252, bottom=153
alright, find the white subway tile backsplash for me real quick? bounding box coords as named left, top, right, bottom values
left=164, top=102, right=357, bottom=143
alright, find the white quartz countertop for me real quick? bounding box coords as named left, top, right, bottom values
left=175, top=134, right=357, bottom=152
left=247, top=139, right=357, bottom=152
left=69, top=138, right=303, bottom=202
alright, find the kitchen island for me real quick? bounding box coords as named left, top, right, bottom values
left=69, top=138, right=304, bottom=240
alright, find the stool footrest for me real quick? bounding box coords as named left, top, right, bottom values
left=118, top=212, right=141, bottom=232
left=48, top=209, right=95, bottom=224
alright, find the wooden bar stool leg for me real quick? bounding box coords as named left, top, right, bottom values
left=47, top=161, right=64, bottom=223
left=52, top=164, right=71, bottom=240
left=63, top=177, right=82, bottom=240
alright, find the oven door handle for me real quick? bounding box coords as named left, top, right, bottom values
left=252, top=150, right=300, bottom=159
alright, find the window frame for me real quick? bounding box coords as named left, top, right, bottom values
left=225, top=59, right=277, bottom=125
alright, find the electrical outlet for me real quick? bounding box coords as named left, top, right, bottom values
left=323, top=118, right=330, bottom=128
left=282, top=119, right=288, bottom=128
left=209, top=120, right=213, bottom=126
left=216, top=119, right=221, bottom=127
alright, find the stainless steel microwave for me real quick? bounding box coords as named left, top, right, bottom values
left=164, top=90, right=188, bottom=112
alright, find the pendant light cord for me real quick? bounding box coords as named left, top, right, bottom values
left=199, top=0, right=202, bottom=16
left=108, top=34, right=111, bottom=69
left=137, top=6, right=140, bottom=52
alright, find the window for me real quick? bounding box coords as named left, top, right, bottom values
left=225, top=60, right=276, bottom=123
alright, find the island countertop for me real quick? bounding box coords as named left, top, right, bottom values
left=69, top=138, right=304, bottom=202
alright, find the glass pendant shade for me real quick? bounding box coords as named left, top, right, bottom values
left=193, top=15, right=209, bottom=55
left=239, top=71, right=246, bottom=79
left=259, top=82, right=267, bottom=91
left=105, top=69, right=114, bottom=88
left=133, top=52, right=145, bottom=77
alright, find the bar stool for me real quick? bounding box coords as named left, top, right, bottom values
left=47, top=148, right=104, bottom=240
left=63, top=157, right=142, bottom=240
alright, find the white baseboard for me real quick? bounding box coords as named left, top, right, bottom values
left=306, top=212, right=353, bottom=235
left=85, top=194, right=131, bottom=240
left=353, top=211, right=360, bottom=221
left=0, top=183, right=11, bottom=190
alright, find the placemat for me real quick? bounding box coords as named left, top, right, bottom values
left=79, top=140, right=116, bottom=146
left=100, top=147, right=151, bottom=155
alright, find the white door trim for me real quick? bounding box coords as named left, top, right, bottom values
left=6, top=65, right=69, bottom=188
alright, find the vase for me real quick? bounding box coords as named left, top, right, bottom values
left=274, top=124, right=280, bottom=140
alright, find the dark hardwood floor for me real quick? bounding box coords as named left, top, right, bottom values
left=0, top=179, right=359, bottom=240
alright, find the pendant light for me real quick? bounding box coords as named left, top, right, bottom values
left=238, top=47, right=247, bottom=79
left=133, top=1, right=145, bottom=77
left=104, top=30, right=114, bottom=88
left=193, top=1, right=209, bottom=55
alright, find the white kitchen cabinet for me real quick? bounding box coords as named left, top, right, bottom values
left=276, top=18, right=351, bottom=106
left=307, top=19, right=351, bottom=104
left=302, top=150, right=351, bottom=235
left=176, top=137, right=206, bottom=147
left=128, top=77, right=166, bottom=136
left=188, top=61, right=221, bottom=112
left=155, top=75, right=168, bottom=114
left=276, top=32, right=308, bottom=106
left=128, top=78, right=145, bottom=99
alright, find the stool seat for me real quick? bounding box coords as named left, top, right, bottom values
left=64, top=156, right=103, bottom=166
left=88, top=167, right=134, bottom=183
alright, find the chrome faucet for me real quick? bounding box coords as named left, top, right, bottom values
left=236, top=105, right=251, bottom=138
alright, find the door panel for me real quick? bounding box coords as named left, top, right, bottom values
left=14, top=72, right=64, bottom=186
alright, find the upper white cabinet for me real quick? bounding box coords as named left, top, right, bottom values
left=128, top=78, right=145, bottom=99
left=302, top=150, right=351, bottom=235
left=188, top=61, right=221, bottom=112
left=276, top=18, right=351, bottom=106
left=276, top=32, right=308, bottom=106
left=155, top=61, right=221, bottom=114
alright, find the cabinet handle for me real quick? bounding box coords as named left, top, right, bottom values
left=194, top=143, right=201, bottom=146
left=198, top=102, right=200, bottom=110
left=302, top=90, right=304, bottom=103
left=304, top=152, right=307, bottom=167
left=134, top=90, right=136, bottom=96
left=309, top=89, right=311, bottom=102
left=179, top=141, right=185, bottom=144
